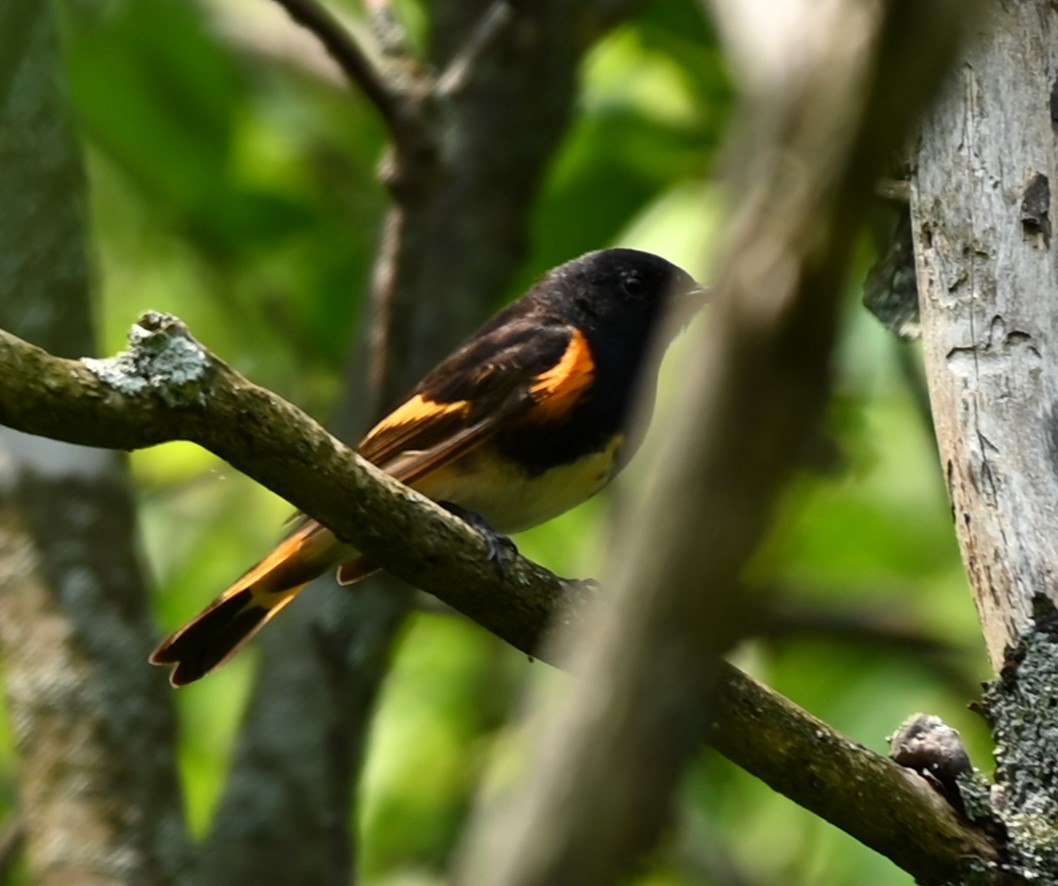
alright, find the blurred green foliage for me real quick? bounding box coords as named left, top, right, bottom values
left=0, top=1, right=990, bottom=883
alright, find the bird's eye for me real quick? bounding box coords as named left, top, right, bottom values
left=621, top=274, right=646, bottom=298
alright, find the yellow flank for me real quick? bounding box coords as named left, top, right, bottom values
left=413, top=433, right=624, bottom=535
left=364, top=394, right=471, bottom=441
left=529, top=329, right=595, bottom=419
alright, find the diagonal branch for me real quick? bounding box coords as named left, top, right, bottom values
left=267, top=0, right=409, bottom=136
left=451, top=0, right=992, bottom=883
left=707, top=663, right=997, bottom=882
left=436, top=1, right=514, bottom=98
left=0, top=311, right=998, bottom=878
left=0, top=312, right=571, bottom=653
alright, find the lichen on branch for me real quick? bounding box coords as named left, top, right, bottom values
left=82, top=312, right=210, bottom=405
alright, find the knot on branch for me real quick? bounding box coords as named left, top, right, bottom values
left=889, top=713, right=972, bottom=807
left=81, top=312, right=211, bottom=407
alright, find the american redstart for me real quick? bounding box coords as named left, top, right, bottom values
left=151, top=248, right=705, bottom=685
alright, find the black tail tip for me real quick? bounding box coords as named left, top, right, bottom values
left=148, top=594, right=271, bottom=687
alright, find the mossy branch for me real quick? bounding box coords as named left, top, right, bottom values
left=0, top=311, right=998, bottom=879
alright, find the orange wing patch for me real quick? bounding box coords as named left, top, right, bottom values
left=368, top=394, right=470, bottom=437
left=529, top=328, right=595, bottom=420
left=358, top=394, right=471, bottom=465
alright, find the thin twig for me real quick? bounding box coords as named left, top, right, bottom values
left=759, top=599, right=960, bottom=658
left=267, top=0, right=406, bottom=135
left=437, top=1, right=515, bottom=97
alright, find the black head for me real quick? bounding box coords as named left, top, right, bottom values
left=533, top=247, right=705, bottom=358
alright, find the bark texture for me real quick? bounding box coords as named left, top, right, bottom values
left=0, top=5, right=190, bottom=883
left=914, top=3, right=1058, bottom=670
left=912, top=1, right=1058, bottom=879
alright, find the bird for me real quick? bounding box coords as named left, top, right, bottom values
left=150, top=247, right=705, bottom=686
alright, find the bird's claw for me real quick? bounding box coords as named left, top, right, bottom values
left=438, top=501, right=518, bottom=575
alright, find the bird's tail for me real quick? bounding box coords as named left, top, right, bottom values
left=150, top=522, right=341, bottom=686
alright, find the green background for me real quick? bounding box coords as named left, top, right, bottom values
left=0, top=1, right=989, bottom=883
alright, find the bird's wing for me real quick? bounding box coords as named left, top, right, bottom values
left=357, top=318, right=594, bottom=485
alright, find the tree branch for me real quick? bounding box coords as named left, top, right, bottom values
left=707, top=663, right=997, bottom=883
left=0, top=313, right=572, bottom=653
left=205, top=2, right=647, bottom=878
left=435, top=1, right=514, bottom=97
left=757, top=599, right=979, bottom=697
left=452, top=0, right=991, bottom=883
left=0, top=313, right=998, bottom=878
left=266, top=0, right=411, bottom=137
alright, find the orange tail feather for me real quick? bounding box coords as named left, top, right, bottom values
left=150, top=523, right=340, bottom=686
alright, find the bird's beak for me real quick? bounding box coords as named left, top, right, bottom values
left=671, top=283, right=711, bottom=329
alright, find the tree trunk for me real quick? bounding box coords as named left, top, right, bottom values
left=914, top=2, right=1058, bottom=670
left=0, top=4, right=191, bottom=883
left=912, top=0, right=1058, bottom=877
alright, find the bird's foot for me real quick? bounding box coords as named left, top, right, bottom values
left=438, top=501, right=518, bottom=574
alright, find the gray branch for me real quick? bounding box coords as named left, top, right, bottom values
left=0, top=314, right=997, bottom=880
left=266, top=0, right=411, bottom=138
left=0, top=4, right=190, bottom=882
